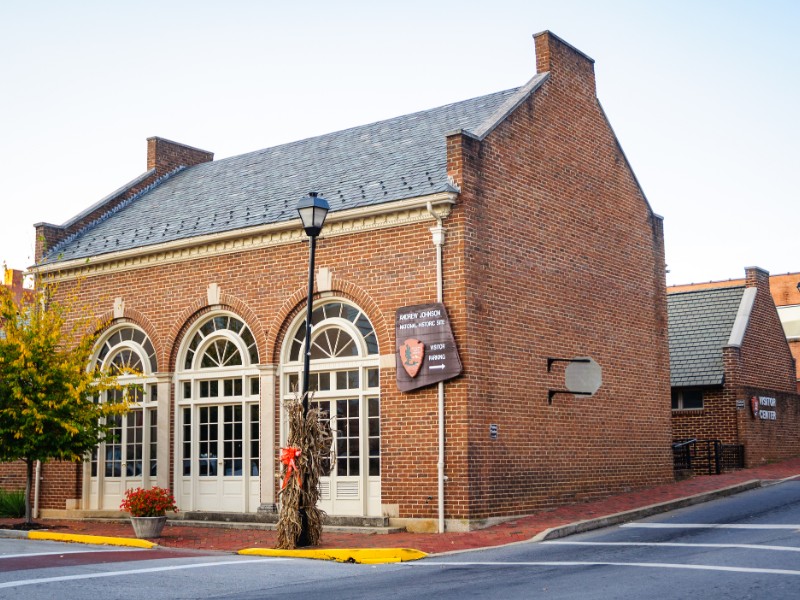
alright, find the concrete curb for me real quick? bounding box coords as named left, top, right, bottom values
left=0, top=529, right=156, bottom=549
left=238, top=547, right=427, bottom=564
left=530, top=479, right=762, bottom=542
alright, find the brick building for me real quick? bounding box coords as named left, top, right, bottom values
left=668, top=267, right=800, bottom=468
left=8, top=31, right=674, bottom=530
left=1, top=268, right=26, bottom=304
left=670, top=271, right=800, bottom=393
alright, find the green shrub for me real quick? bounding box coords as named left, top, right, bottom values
left=0, top=488, right=26, bottom=518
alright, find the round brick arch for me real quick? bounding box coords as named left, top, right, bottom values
left=266, top=276, right=391, bottom=365
left=94, top=307, right=163, bottom=372
left=166, top=292, right=267, bottom=373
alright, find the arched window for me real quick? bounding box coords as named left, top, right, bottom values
left=281, top=299, right=381, bottom=517
left=287, top=301, right=378, bottom=363
left=176, top=312, right=261, bottom=513
left=88, top=324, right=158, bottom=511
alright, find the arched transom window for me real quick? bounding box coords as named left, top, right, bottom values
left=288, top=301, right=378, bottom=362
left=96, top=325, right=157, bottom=375
left=183, top=315, right=258, bottom=371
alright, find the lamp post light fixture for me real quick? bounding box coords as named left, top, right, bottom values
left=292, top=191, right=329, bottom=548
left=297, top=191, right=329, bottom=412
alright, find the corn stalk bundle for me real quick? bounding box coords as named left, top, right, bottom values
left=276, top=395, right=333, bottom=549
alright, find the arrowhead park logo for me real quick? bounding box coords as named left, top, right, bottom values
left=400, top=338, right=425, bottom=378
left=751, top=396, right=760, bottom=419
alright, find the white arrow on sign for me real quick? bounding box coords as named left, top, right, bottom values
left=429, top=364, right=446, bottom=370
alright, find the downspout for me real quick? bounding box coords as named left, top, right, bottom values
left=33, top=460, right=41, bottom=519
left=427, top=202, right=446, bottom=533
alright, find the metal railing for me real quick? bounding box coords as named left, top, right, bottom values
left=672, top=439, right=745, bottom=475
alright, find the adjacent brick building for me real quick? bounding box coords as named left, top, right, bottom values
left=5, top=32, right=674, bottom=530
left=671, top=271, right=800, bottom=393
left=668, top=267, right=800, bottom=469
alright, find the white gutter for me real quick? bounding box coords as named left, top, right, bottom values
left=427, top=202, right=446, bottom=533
left=33, top=460, right=41, bottom=519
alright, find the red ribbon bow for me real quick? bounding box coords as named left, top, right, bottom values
left=280, top=446, right=302, bottom=490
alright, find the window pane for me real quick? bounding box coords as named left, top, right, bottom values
left=367, top=368, right=379, bottom=389
left=369, top=457, right=380, bottom=476
left=368, top=417, right=379, bottom=437
left=683, top=390, right=703, bottom=409
left=318, top=372, right=330, bottom=391
left=250, top=377, right=260, bottom=395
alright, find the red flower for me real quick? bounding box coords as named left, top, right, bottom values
left=120, top=486, right=178, bottom=517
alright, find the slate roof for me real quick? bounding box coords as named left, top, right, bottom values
left=45, top=81, right=543, bottom=264
left=667, top=286, right=746, bottom=387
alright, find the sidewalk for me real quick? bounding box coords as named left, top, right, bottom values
left=2, top=457, right=799, bottom=556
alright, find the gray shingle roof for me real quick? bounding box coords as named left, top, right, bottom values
left=46, top=85, right=530, bottom=263
left=667, top=286, right=746, bottom=387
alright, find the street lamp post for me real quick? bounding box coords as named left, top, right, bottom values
left=294, top=191, right=328, bottom=547
left=297, top=192, right=329, bottom=411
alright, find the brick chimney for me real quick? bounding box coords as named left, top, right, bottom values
left=3, top=268, right=22, bottom=290
left=534, top=30, right=596, bottom=96
left=147, top=137, right=214, bottom=173
left=2, top=268, right=26, bottom=303
left=745, top=266, right=770, bottom=292
left=35, top=137, right=213, bottom=262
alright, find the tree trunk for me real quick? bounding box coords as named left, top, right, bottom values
left=25, top=457, right=34, bottom=525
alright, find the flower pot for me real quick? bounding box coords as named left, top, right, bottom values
left=130, top=515, right=167, bottom=538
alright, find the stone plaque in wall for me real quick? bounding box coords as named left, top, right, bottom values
left=396, top=302, right=462, bottom=392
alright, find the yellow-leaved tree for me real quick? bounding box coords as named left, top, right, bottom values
left=0, top=281, right=128, bottom=525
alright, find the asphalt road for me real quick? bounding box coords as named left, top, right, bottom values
left=1, top=480, right=798, bottom=599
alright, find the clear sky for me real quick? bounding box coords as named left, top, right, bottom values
left=1, top=0, right=797, bottom=286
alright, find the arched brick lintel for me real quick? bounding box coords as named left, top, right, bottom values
left=166, top=293, right=266, bottom=373
left=266, top=276, right=390, bottom=364
left=95, top=307, right=163, bottom=372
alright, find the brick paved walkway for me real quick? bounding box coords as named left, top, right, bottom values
left=3, top=457, right=798, bottom=555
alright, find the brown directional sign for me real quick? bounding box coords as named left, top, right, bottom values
left=396, top=302, right=462, bottom=392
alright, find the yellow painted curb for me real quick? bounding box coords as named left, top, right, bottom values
left=238, top=547, right=427, bottom=564
left=28, top=531, right=156, bottom=549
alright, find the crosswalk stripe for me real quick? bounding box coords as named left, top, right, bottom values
left=621, top=523, right=800, bottom=530
left=543, top=541, right=800, bottom=552
left=414, top=560, right=800, bottom=576
left=0, top=557, right=285, bottom=589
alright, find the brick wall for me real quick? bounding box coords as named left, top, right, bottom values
left=456, top=31, right=673, bottom=519
left=670, top=388, right=740, bottom=444
left=0, top=460, right=80, bottom=509
left=737, top=268, right=796, bottom=392
left=738, top=389, right=800, bottom=466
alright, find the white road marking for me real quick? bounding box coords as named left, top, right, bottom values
left=544, top=541, right=800, bottom=552
left=0, top=557, right=285, bottom=589
left=621, top=523, right=800, bottom=530
left=415, top=561, right=800, bottom=576
left=1, top=549, right=132, bottom=559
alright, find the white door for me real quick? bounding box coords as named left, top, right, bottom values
left=314, top=395, right=381, bottom=517
left=196, top=404, right=241, bottom=512
left=90, top=407, right=157, bottom=510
